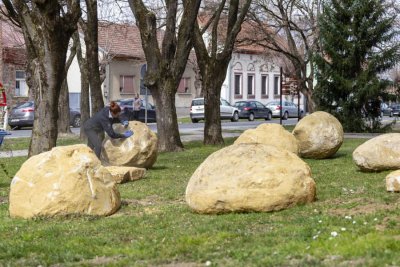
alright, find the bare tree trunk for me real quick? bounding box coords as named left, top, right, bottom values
left=151, top=83, right=183, bottom=151
left=3, top=0, right=81, bottom=157
left=58, top=34, right=78, bottom=134
left=28, top=29, right=77, bottom=156
left=83, top=0, right=104, bottom=114
left=204, top=83, right=223, bottom=144
left=193, top=0, right=251, bottom=145
left=128, top=0, right=201, bottom=152
left=303, top=79, right=316, bottom=112
left=72, top=31, right=90, bottom=140
left=58, top=79, right=72, bottom=134
left=197, top=57, right=231, bottom=145
left=28, top=56, right=63, bottom=156
left=80, top=69, right=90, bottom=140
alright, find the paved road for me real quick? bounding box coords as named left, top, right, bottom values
left=6, top=118, right=300, bottom=139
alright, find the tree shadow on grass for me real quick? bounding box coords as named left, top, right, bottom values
left=149, top=165, right=167, bottom=171
left=305, top=152, right=347, bottom=160
left=323, top=152, right=347, bottom=159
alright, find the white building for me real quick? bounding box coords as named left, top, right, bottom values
left=67, top=23, right=305, bottom=114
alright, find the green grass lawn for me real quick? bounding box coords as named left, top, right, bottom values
left=1, top=137, right=400, bottom=266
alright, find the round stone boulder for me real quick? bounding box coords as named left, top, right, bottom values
left=101, top=121, right=158, bottom=169
left=185, top=143, right=316, bottom=214
left=353, top=133, right=400, bottom=172
left=234, top=123, right=299, bottom=154
left=104, top=166, right=146, bottom=184
left=9, top=144, right=121, bottom=219
left=386, top=170, right=400, bottom=192
left=292, top=111, right=343, bottom=159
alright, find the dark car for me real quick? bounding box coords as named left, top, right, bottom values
left=118, top=98, right=157, bottom=123
left=8, top=101, right=81, bottom=129
left=69, top=109, right=81, bottom=128
left=234, top=100, right=272, bottom=121
left=390, top=104, right=400, bottom=117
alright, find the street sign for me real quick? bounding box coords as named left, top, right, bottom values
left=282, top=77, right=298, bottom=96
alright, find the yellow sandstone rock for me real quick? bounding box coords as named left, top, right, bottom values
left=101, top=121, right=158, bottom=169
left=292, top=111, right=343, bottom=159
left=234, top=123, right=299, bottom=154
left=9, top=144, right=121, bottom=219
left=386, top=170, right=400, bottom=192
left=185, top=143, right=316, bottom=214
left=353, top=133, right=400, bottom=172
left=105, top=166, right=146, bottom=183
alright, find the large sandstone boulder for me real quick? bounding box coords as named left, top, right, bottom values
left=353, top=133, right=400, bottom=172
left=9, top=144, right=120, bottom=219
left=101, top=121, right=158, bottom=168
left=292, top=111, right=343, bottom=159
left=185, top=143, right=316, bottom=214
left=386, top=170, right=400, bottom=192
left=234, top=123, right=299, bottom=154
left=105, top=166, right=146, bottom=184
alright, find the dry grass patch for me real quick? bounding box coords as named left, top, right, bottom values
left=327, top=197, right=398, bottom=216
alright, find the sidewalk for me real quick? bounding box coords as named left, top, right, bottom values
left=0, top=149, right=28, bottom=158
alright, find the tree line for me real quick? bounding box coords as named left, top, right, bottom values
left=1, top=0, right=399, bottom=157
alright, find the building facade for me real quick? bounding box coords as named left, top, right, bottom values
left=222, top=51, right=304, bottom=108
left=2, top=19, right=304, bottom=116
left=0, top=18, right=28, bottom=109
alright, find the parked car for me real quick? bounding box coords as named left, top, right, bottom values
left=234, top=100, right=272, bottom=121
left=380, top=103, right=393, bottom=117
left=190, top=98, right=239, bottom=123
left=266, top=100, right=304, bottom=119
left=8, top=101, right=81, bottom=129
left=118, top=98, right=157, bottom=123
left=69, top=109, right=81, bottom=127
left=390, top=104, right=400, bottom=117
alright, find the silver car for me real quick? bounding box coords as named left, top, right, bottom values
left=190, top=98, right=239, bottom=123
left=8, top=101, right=81, bottom=129
left=266, top=100, right=303, bottom=119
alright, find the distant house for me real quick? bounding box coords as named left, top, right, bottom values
left=222, top=48, right=282, bottom=105
left=196, top=15, right=305, bottom=109
left=0, top=18, right=28, bottom=108
left=221, top=47, right=305, bottom=108
left=67, top=23, right=199, bottom=111
left=2, top=18, right=304, bottom=115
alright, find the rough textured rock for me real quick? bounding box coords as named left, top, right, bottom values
left=292, top=111, right=343, bottom=159
left=185, top=143, right=316, bottom=214
left=234, top=123, right=299, bottom=154
left=105, top=166, right=146, bottom=184
left=353, top=133, right=400, bottom=172
left=386, top=170, right=400, bottom=192
left=101, top=121, right=158, bottom=168
left=9, top=144, right=120, bottom=219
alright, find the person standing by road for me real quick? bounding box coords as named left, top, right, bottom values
left=133, top=94, right=141, bottom=120
left=83, top=101, right=133, bottom=158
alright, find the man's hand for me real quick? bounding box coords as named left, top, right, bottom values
left=123, top=130, right=133, bottom=138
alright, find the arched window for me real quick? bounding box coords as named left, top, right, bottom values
left=233, top=62, right=243, bottom=71
left=247, top=63, right=255, bottom=72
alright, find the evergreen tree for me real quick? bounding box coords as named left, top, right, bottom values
left=314, top=0, right=400, bottom=132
